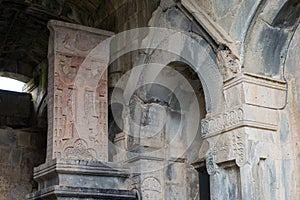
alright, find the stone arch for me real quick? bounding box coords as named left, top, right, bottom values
left=132, top=61, right=208, bottom=199
left=147, top=32, right=223, bottom=114
left=243, top=0, right=300, bottom=77
left=107, top=27, right=224, bottom=115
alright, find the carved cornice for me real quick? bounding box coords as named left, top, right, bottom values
left=201, top=104, right=278, bottom=138
left=201, top=107, right=243, bottom=138
left=224, top=72, right=286, bottom=90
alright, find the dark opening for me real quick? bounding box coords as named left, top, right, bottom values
left=198, top=165, right=211, bottom=200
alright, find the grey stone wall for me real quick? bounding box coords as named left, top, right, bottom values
left=108, top=1, right=300, bottom=199
left=0, top=90, right=46, bottom=200
left=285, top=23, right=300, bottom=198
left=0, top=127, right=46, bottom=200
left=0, top=90, right=32, bottom=128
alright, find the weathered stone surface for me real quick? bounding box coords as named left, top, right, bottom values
left=0, top=1, right=299, bottom=200
left=0, top=90, right=32, bottom=128
left=27, top=159, right=136, bottom=200
left=47, top=20, right=113, bottom=162
left=0, top=128, right=46, bottom=200
left=285, top=22, right=300, bottom=199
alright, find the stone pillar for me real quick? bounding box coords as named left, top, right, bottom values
left=201, top=72, right=286, bottom=200
left=27, top=20, right=136, bottom=200
left=46, top=20, right=112, bottom=162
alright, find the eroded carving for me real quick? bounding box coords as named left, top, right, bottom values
left=207, top=131, right=247, bottom=168
left=217, top=46, right=240, bottom=81
left=0, top=176, right=10, bottom=191
left=201, top=108, right=243, bottom=137
left=48, top=21, right=111, bottom=161
left=64, top=139, right=96, bottom=161
left=141, top=177, right=162, bottom=200
left=206, top=150, right=218, bottom=175
left=232, top=131, right=246, bottom=167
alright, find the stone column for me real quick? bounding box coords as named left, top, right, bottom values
left=27, top=20, right=136, bottom=200
left=201, top=72, right=286, bottom=200
left=46, top=20, right=112, bottom=162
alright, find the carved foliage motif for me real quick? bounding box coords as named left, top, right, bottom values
left=206, top=131, right=247, bottom=171
left=125, top=175, right=140, bottom=191
left=216, top=47, right=240, bottom=81
left=0, top=176, right=10, bottom=192
left=64, top=139, right=96, bottom=160
left=53, top=82, right=77, bottom=159
left=201, top=108, right=243, bottom=137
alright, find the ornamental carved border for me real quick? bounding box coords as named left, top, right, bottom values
left=205, top=130, right=247, bottom=174
left=201, top=107, right=243, bottom=138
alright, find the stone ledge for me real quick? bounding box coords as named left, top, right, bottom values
left=27, top=185, right=137, bottom=200
left=34, top=159, right=131, bottom=179
left=223, top=72, right=287, bottom=109
left=29, top=159, right=133, bottom=199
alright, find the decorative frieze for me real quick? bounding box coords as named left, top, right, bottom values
left=201, top=104, right=278, bottom=138
left=201, top=107, right=243, bottom=138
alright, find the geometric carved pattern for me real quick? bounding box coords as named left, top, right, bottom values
left=48, top=20, right=113, bottom=161
left=201, top=107, right=243, bottom=138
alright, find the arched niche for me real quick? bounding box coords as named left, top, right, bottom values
left=108, top=27, right=224, bottom=115
left=107, top=27, right=220, bottom=200
left=129, top=61, right=208, bottom=199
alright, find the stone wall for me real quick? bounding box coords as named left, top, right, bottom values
left=0, top=127, right=46, bottom=200
left=285, top=23, right=300, bottom=198
left=108, top=1, right=300, bottom=199
left=0, top=90, right=32, bottom=128
left=0, top=90, right=46, bottom=200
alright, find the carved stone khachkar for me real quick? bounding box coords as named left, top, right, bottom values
left=27, top=20, right=136, bottom=200
left=47, top=20, right=111, bottom=162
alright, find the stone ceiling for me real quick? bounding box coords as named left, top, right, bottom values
left=0, top=0, right=123, bottom=82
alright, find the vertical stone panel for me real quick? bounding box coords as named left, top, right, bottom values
left=47, top=20, right=113, bottom=161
